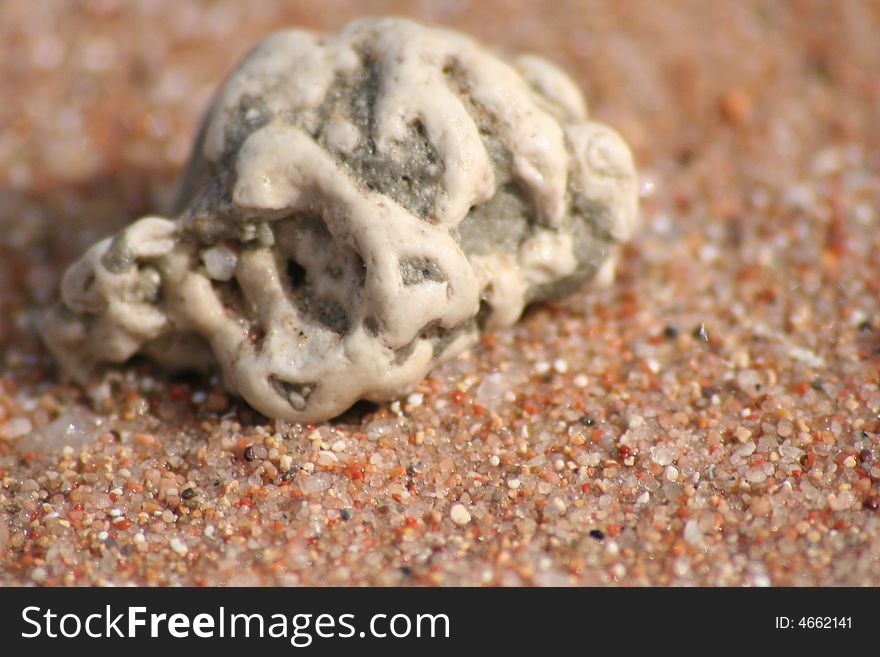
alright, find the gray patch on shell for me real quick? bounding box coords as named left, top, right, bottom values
left=276, top=214, right=366, bottom=285
left=442, top=58, right=512, bottom=173
left=393, top=338, right=418, bottom=364
left=283, top=256, right=351, bottom=335
left=100, top=237, right=135, bottom=274
left=363, top=316, right=380, bottom=336
left=174, top=95, right=273, bottom=241
left=399, top=256, right=446, bottom=286
left=457, top=182, right=532, bottom=256
left=524, top=193, right=611, bottom=305
left=420, top=319, right=475, bottom=359
left=172, top=111, right=213, bottom=215
left=274, top=216, right=358, bottom=335
left=301, top=291, right=350, bottom=335
left=222, top=94, right=271, bottom=166
left=180, top=167, right=245, bottom=243
left=315, top=62, right=444, bottom=220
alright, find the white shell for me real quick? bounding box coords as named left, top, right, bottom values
left=43, top=18, right=638, bottom=422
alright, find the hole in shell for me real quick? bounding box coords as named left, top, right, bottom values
left=286, top=258, right=307, bottom=290
left=364, top=316, right=380, bottom=336
left=270, top=377, right=315, bottom=411
left=400, top=256, right=445, bottom=286
left=283, top=255, right=350, bottom=335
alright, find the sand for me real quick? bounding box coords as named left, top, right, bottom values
left=1, top=0, right=879, bottom=586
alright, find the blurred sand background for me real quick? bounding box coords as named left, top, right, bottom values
left=1, top=0, right=880, bottom=585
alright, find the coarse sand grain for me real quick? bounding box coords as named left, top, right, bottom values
left=1, top=0, right=879, bottom=586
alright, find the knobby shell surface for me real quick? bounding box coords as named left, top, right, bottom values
left=43, top=17, right=638, bottom=422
